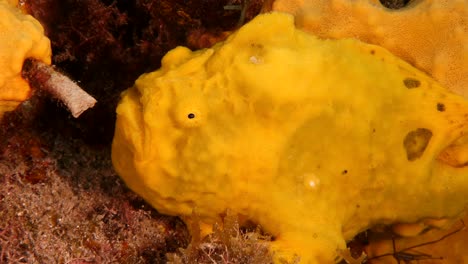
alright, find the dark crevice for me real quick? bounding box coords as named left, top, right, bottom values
left=379, top=0, right=411, bottom=9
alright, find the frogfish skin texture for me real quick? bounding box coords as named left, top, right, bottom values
left=112, top=12, right=468, bottom=263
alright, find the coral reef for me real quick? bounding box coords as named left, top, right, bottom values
left=266, top=0, right=468, bottom=97
left=112, top=13, right=468, bottom=263
left=0, top=103, right=189, bottom=263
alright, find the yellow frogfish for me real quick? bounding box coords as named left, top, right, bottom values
left=112, top=12, right=468, bottom=263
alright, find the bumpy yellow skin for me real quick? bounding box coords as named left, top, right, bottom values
left=112, top=13, right=468, bottom=263
left=0, top=0, right=51, bottom=118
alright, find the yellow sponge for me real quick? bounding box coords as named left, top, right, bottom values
left=269, top=0, right=468, bottom=97
left=0, top=0, right=51, bottom=117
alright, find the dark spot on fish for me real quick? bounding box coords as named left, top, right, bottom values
left=342, top=170, right=348, bottom=175
left=370, top=50, right=375, bottom=55
left=188, top=113, right=195, bottom=119
left=437, top=103, right=445, bottom=112
left=403, top=128, right=432, bottom=161
left=380, top=0, right=411, bottom=9
left=404, top=78, right=421, bottom=88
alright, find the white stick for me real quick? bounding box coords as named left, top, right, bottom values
left=22, top=59, right=97, bottom=118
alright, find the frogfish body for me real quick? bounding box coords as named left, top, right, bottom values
left=112, top=12, right=468, bottom=263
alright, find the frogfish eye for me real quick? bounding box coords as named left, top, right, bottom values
left=172, top=98, right=205, bottom=128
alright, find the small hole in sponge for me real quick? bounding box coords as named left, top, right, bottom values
left=379, top=0, right=411, bottom=9
left=187, top=113, right=195, bottom=119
